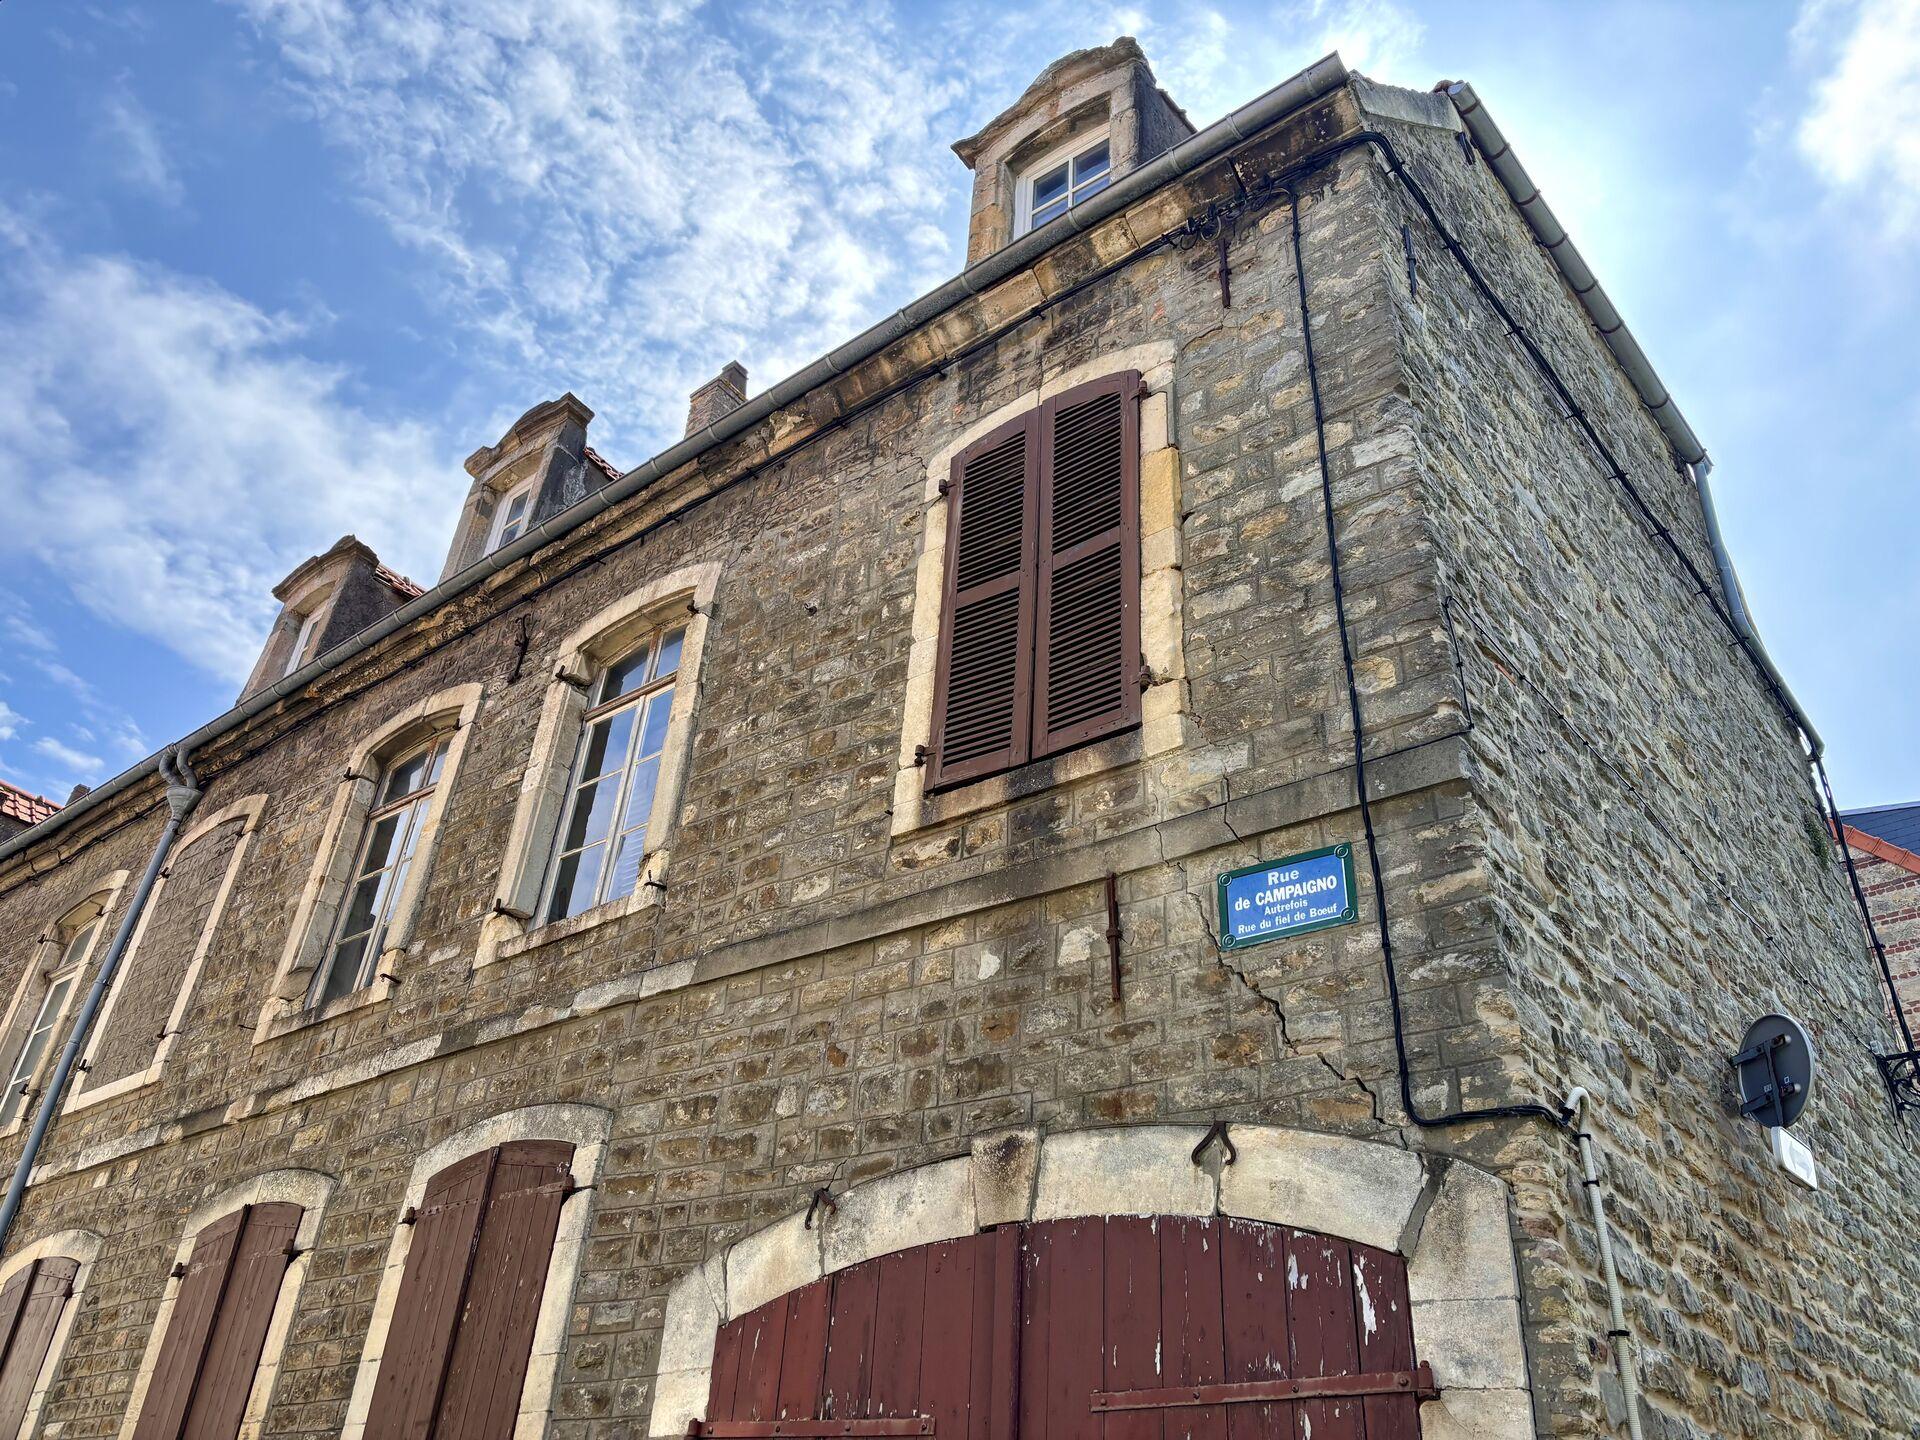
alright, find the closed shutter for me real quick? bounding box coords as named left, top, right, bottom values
left=434, top=1141, right=575, bottom=1440
left=931, top=413, right=1040, bottom=789
left=131, top=1204, right=302, bottom=1440
left=366, top=1140, right=577, bottom=1440
left=1035, top=373, right=1141, bottom=758
left=0, top=1255, right=78, bottom=1434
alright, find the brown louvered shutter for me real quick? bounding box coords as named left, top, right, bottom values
left=132, top=1204, right=301, bottom=1440
left=930, top=412, right=1040, bottom=788
left=367, top=1141, right=576, bottom=1440
left=1034, top=372, right=1141, bottom=758
left=0, top=1256, right=78, bottom=1433
left=433, top=1141, right=575, bottom=1440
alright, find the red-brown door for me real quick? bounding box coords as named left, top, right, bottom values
left=703, top=1217, right=1424, bottom=1440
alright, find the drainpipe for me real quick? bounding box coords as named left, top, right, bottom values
left=1563, top=1087, right=1647, bottom=1440
left=0, top=746, right=201, bottom=1257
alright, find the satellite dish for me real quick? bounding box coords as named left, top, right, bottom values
left=1731, top=1013, right=1816, bottom=1130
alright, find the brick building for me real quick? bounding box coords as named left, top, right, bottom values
left=0, top=41, right=1914, bottom=1440
left=1840, top=802, right=1920, bottom=1037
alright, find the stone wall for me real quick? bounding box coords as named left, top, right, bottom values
left=1375, top=98, right=1920, bottom=1438
left=1843, top=835, right=1920, bottom=1032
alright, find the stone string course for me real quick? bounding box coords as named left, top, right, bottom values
left=0, top=75, right=1910, bottom=1440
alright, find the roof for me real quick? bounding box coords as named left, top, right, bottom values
left=1844, top=802, right=1920, bottom=859
left=0, top=779, right=58, bottom=829
left=374, top=564, right=424, bottom=600
left=584, top=446, right=622, bottom=483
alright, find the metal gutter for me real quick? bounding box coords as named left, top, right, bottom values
left=0, top=55, right=1351, bottom=868
left=1442, top=80, right=1822, bottom=756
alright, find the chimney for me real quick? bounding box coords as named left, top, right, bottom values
left=686, top=362, right=748, bottom=436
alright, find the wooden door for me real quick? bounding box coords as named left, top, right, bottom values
left=702, top=1217, right=1425, bottom=1440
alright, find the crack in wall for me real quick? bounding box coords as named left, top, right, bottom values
left=1184, top=888, right=1398, bottom=1141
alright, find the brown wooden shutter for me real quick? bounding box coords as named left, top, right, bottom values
left=433, top=1141, right=575, bottom=1440
left=0, top=1256, right=78, bottom=1434
left=132, top=1204, right=302, bottom=1440
left=1034, top=372, right=1142, bottom=759
left=366, top=1140, right=577, bottom=1440
left=930, top=412, right=1040, bottom=789
left=365, top=1149, right=495, bottom=1440
left=180, top=1201, right=301, bottom=1440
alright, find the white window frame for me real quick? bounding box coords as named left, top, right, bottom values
left=487, top=478, right=537, bottom=553
left=479, top=562, right=719, bottom=967
left=1014, top=131, right=1113, bottom=235
left=259, top=684, right=484, bottom=1041
left=0, top=873, right=128, bottom=1137
left=283, top=608, right=324, bottom=677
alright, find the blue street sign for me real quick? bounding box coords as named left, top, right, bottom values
left=1216, top=845, right=1357, bottom=949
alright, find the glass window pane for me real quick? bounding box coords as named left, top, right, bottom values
left=600, top=643, right=652, bottom=703
left=619, top=754, right=662, bottom=838
left=336, top=871, right=387, bottom=941
left=579, top=709, right=636, bottom=781
left=58, top=921, right=97, bottom=970
left=316, top=935, right=370, bottom=1008
left=605, top=831, right=645, bottom=903
left=561, top=778, right=619, bottom=852
left=654, top=628, right=685, bottom=679
left=1032, top=196, right=1068, bottom=228
left=425, top=738, right=447, bottom=786
left=1072, top=170, right=1111, bottom=204
left=1030, top=162, right=1069, bottom=208
left=361, top=814, right=405, bottom=872
left=1073, top=140, right=1110, bottom=183
left=547, top=845, right=605, bottom=922
left=382, top=750, right=431, bottom=804
left=638, top=686, right=674, bottom=757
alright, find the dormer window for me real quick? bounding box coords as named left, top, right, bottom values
left=283, top=608, right=323, bottom=677
left=1017, top=135, right=1111, bottom=234
left=488, top=479, right=536, bottom=552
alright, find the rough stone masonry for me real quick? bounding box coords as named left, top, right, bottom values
left=0, top=41, right=1913, bottom=1440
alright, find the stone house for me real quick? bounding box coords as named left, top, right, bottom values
left=0, top=38, right=1913, bottom=1440
left=1840, top=801, right=1920, bottom=1038
left=0, top=784, right=57, bottom=844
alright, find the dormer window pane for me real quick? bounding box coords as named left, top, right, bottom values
left=488, top=481, right=536, bottom=552
left=1020, top=136, right=1114, bottom=235
left=283, top=609, right=322, bottom=677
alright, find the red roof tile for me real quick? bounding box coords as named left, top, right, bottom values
left=375, top=564, right=425, bottom=599
left=584, top=446, right=622, bottom=483
left=0, top=779, right=58, bottom=829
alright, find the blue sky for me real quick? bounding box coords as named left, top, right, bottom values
left=0, top=0, right=1914, bottom=812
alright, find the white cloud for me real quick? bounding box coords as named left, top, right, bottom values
left=0, top=701, right=22, bottom=742
left=31, top=737, right=104, bottom=780
left=1796, top=0, right=1920, bottom=242
left=227, top=0, right=975, bottom=460
left=98, top=88, right=185, bottom=206
left=0, top=212, right=449, bottom=685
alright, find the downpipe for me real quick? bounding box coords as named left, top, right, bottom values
left=1563, top=1087, right=1647, bottom=1440
left=0, top=746, right=201, bottom=1257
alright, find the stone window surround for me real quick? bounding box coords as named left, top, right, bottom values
left=649, top=1124, right=1534, bottom=1440
left=0, top=1227, right=101, bottom=1440
left=477, top=561, right=720, bottom=970
left=0, top=869, right=131, bottom=1140
left=65, top=795, right=267, bottom=1115
left=115, top=1170, right=336, bottom=1440
left=257, top=683, right=485, bottom=1043
left=340, top=1103, right=611, bottom=1440
left=270, top=572, right=339, bottom=678
left=894, top=341, right=1187, bottom=836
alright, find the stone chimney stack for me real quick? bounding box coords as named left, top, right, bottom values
left=686, top=362, right=748, bottom=436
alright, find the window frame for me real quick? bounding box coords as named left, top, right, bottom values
left=480, top=564, right=718, bottom=967
left=487, top=478, right=537, bottom=553
left=0, top=922, right=97, bottom=1130
left=308, top=734, right=448, bottom=1009
left=1014, top=132, right=1112, bottom=236
left=538, top=623, right=685, bottom=925
left=0, top=875, right=126, bottom=1137
left=260, top=685, right=483, bottom=1041
left=282, top=608, right=323, bottom=678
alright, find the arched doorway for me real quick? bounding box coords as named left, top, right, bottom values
left=699, top=1216, right=1430, bottom=1440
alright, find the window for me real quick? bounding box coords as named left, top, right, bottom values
left=542, top=624, right=684, bottom=922
left=1018, top=135, right=1111, bottom=234
left=0, top=1254, right=80, bottom=1432
left=311, top=735, right=447, bottom=1009
left=929, top=371, right=1142, bottom=789
left=487, top=480, right=536, bottom=552
left=283, top=608, right=323, bottom=677
left=363, top=1142, right=575, bottom=1439
left=0, top=918, right=97, bottom=1128
left=128, top=1202, right=304, bottom=1440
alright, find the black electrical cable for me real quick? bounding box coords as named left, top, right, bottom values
left=1285, top=178, right=1567, bottom=1132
